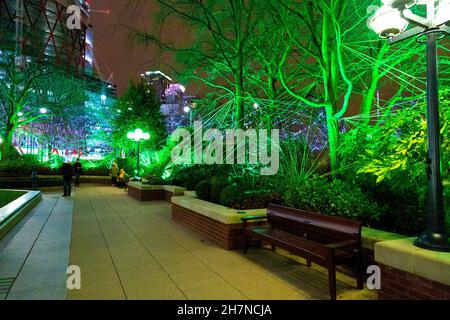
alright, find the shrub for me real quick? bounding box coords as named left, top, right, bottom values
left=236, top=190, right=282, bottom=210
left=219, top=184, right=281, bottom=209
left=210, top=176, right=230, bottom=203
left=219, top=184, right=244, bottom=207
left=144, top=176, right=166, bottom=185
left=283, top=175, right=385, bottom=227
left=195, top=180, right=212, bottom=201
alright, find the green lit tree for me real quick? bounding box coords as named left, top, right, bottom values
left=274, top=0, right=425, bottom=174
left=112, top=81, right=167, bottom=157
left=0, top=52, right=87, bottom=160
left=128, top=0, right=260, bottom=128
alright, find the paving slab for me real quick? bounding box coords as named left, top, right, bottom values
left=0, top=193, right=73, bottom=300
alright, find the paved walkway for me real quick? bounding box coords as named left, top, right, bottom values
left=0, top=192, right=72, bottom=300
left=1, top=186, right=377, bottom=300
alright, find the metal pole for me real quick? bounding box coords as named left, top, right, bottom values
left=136, top=140, right=140, bottom=177
left=414, top=32, right=450, bottom=252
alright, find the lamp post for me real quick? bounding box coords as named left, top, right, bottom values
left=184, top=106, right=193, bottom=126
left=127, top=129, right=150, bottom=178
left=369, top=0, right=450, bottom=252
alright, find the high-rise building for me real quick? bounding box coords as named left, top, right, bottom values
left=0, top=0, right=91, bottom=73
left=141, top=70, right=172, bottom=102
left=0, top=0, right=117, bottom=159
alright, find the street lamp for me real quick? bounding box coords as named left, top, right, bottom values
left=184, top=106, right=193, bottom=126
left=127, top=129, right=150, bottom=178
left=369, top=0, right=450, bottom=252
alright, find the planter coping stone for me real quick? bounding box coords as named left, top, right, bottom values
left=184, top=191, right=197, bottom=198
left=361, top=227, right=409, bottom=251
left=375, top=237, right=450, bottom=286
left=0, top=190, right=41, bottom=226
left=127, top=182, right=186, bottom=194
left=171, top=196, right=267, bottom=224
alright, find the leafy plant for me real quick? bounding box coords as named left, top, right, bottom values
left=282, top=175, right=385, bottom=226
left=195, top=180, right=212, bottom=201
left=210, top=176, right=230, bottom=204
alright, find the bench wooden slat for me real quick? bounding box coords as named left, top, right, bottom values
left=243, top=203, right=364, bottom=300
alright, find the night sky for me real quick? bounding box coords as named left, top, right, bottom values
left=90, top=0, right=176, bottom=95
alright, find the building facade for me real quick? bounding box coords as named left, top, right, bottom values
left=141, top=70, right=172, bottom=102
left=0, top=0, right=117, bottom=160
left=0, top=0, right=92, bottom=73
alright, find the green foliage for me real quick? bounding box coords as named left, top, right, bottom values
left=343, top=89, right=450, bottom=227
left=282, top=175, right=384, bottom=226
left=219, top=184, right=244, bottom=208
left=112, top=81, right=167, bottom=156
left=49, top=154, right=65, bottom=170
left=143, top=138, right=179, bottom=179
left=210, top=176, right=231, bottom=204
left=171, top=164, right=230, bottom=190
left=195, top=180, right=212, bottom=201
left=337, top=91, right=450, bottom=234
left=0, top=157, right=38, bottom=174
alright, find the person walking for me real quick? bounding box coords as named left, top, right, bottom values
left=62, top=162, right=74, bottom=197
left=31, top=171, right=39, bottom=190
left=74, top=159, right=82, bottom=187
left=110, top=162, right=119, bottom=187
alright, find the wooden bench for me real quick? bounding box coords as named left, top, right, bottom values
left=242, top=204, right=364, bottom=300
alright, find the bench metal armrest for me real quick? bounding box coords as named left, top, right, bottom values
left=325, top=239, right=360, bottom=250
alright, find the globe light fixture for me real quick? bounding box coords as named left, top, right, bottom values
left=368, top=6, right=409, bottom=38
left=368, top=0, right=450, bottom=252
left=183, top=106, right=193, bottom=126
left=17, top=112, right=23, bottom=117
left=127, top=129, right=150, bottom=178
left=435, top=0, right=450, bottom=24
left=39, top=108, right=47, bottom=114
left=381, top=0, right=418, bottom=8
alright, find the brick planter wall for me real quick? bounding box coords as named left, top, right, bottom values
left=379, top=263, right=450, bottom=300
left=172, top=204, right=264, bottom=250
left=163, top=190, right=175, bottom=202
left=127, top=185, right=164, bottom=201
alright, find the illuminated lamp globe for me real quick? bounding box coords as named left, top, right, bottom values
left=369, top=6, right=409, bottom=38
left=382, top=0, right=417, bottom=9
left=184, top=106, right=191, bottom=113
left=436, top=0, right=450, bottom=24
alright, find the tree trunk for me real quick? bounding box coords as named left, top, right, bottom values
left=235, top=62, right=245, bottom=129
left=1, top=127, right=15, bottom=161
left=325, top=104, right=339, bottom=178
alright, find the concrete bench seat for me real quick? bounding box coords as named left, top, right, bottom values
left=127, top=182, right=186, bottom=202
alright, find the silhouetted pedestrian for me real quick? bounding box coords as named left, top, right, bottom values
left=110, top=162, right=119, bottom=187
left=74, top=159, right=82, bottom=187
left=62, top=162, right=74, bottom=197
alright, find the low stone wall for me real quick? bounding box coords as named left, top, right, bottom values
left=0, top=175, right=111, bottom=189
left=127, top=182, right=186, bottom=202
left=0, top=190, right=42, bottom=239
left=378, top=263, right=450, bottom=300
left=171, top=196, right=267, bottom=250
left=375, top=238, right=450, bottom=300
